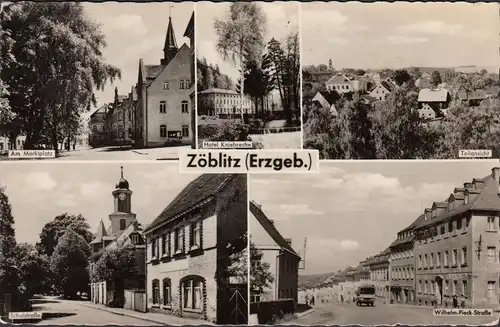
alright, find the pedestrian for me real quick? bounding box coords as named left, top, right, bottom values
left=311, top=295, right=315, bottom=306
left=305, top=294, right=309, bottom=306
left=340, top=294, right=344, bottom=303
left=452, top=295, right=458, bottom=308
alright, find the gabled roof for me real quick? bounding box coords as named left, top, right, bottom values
left=459, top=89, right=487, bottom=101
left=183, top=12, right=194, bottom=38
left=380, top=80, right=395, bottom=92
left=389, top=214, right=425, bottom=248
left=316, top=90, right=340, bottom=105
left=325, top=73, right=352, bottom=85
left=90, top=105, right=108, bottom=118
left=418, top=88, right=449, bottom=102
left=145, top=174, right=236, bottom=234
left=249, top=200, right=300, bottom=258
left=89, top=220, right=115, bottom=245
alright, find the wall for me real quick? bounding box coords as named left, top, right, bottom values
left=278, top=252, right=300, bottom=303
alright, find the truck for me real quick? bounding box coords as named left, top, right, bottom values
left=355, top=285, right=376, bottom=307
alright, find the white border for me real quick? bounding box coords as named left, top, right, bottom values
left=193, top=1, right=199, bottom=150
left=246, top=172, right=251, bottom=322
left=298, top=1, right=304, bottom=150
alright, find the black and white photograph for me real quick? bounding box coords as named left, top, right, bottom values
left=0, top=164, right=248, bottom=325
left=249, top=161, right=500, bottom=325
left=0, top=2, right=195, bottom=160
left=302, top=2, right=500, bottom=159
left=196, top=1, right=301, bottom=150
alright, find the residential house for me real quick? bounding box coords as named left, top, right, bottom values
left=389, top=214, right=424, bottom=304
left=89, top=167, right=146, bottom=306
left=369, top=80, right=395, bottom=101
left=197, top=88, right=254, bottom=118
left=363, top=72, right=381, bottom=86
left=249, top=201, right=301, bottom=304
left=458, top=89, right=487, bottom=107
left=325, top=73, right=361, bottom=94
left=414, top=167, right=500, bottom=308
left=311, top=90, right=340, bottom=116
left=183, top=11, right=196, bottom=149
left=307, top=70, right=335, bottom=83
left=109, top=88, right=135, bottom=145
left=89, top=105, right=109, bottom=147
left=485, top=86, right=500, bottom=99
left=417, top=89, right=451, bottom=117
left=144, top=174, right=247, bottom=324
left=368, top=248, right=390, bottom=301
left=135, top=14, right=193, bottom=148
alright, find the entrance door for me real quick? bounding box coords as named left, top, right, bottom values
left=435, top=277, right=444, bottom=305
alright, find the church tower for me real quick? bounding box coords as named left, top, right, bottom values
left=160, top=13, right=178, bottom=66
left=109, top=166, right=137, bottom=235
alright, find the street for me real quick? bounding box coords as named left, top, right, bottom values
left=49, top=145, right=189, bottom=161
left=250, top=131, right=301, bottom=149
left=31, top=298, right=159, bottom=325
left=290, top=302, right=500, bottom=325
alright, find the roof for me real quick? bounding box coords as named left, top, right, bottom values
left=362, top=95, right=377, bottom=103
left=417, top=170, right=500, bottom=229
left=418, top=88, right=449, bottom=102
left=325, top=73, right=352, bottom=85
left=199, top=88, right=239, bottom=95
left=145, top=65, right=165, bottom=80
left=249, top=200, right=300, bottom=258
left=316, top=90, right=340, bottom=105
left=90, top=105, right=107, bottom=118
left=164, top=17, right=178, bottom=52
left=145, top=174, right=235, bottom=233
left=389, top=214, right=425, bottom=248
left=459, top=89, right=487, bottom=101
left=380, top=80, right=395, bottom=92
left=183, top=12, right=194, bottom=38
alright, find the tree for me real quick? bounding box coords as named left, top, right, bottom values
left=50, top=230, right=90, bottom=298
left=214, top=2, right=267, bottom=121
left=393, top=69, right=412, bottom=87
left=479, top=68, right=488, bottom=76
left=249, top=242, right=273, bottom=292
left=14, top=243, right=52, bottom=297
left=430, top=70, right=442, bottom=88
left=1, top=2, right=120, bottom=154
left=355, top=69, right=366, bottom=76
left=37, top=213, right=93, bottom=257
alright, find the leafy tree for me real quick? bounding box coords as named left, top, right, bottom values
left=479, top=68, right=488, bottom=76
left=408, top=67, right=421, bottom=81
left=318, top=64, right=328, bottom=72
left=430, top=70, right=442, bottom=88
left=1, top=2, right=120, bottom=153
left=37, top=213, right=93, bottom=257
left=214, top=2, right=267, bottom=121
left=14, top=243, right=52, bottom=297
left=249, top=241, right=273, bottom=292
left=50, top=230, right=90, bottom=298
left=393, top=69, right=412, bottom=87
left=355, top=69, right=366, bottom=76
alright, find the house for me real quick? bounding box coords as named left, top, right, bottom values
left=144, top=174, right=247, bottom=324
left=419, top=106, right=437, bottom=120
left=484, top=86, right=500, bottom=99
left=368, top=248, right=390, bottom=300
left=89, top=105, right=109, bottom=147
left=325, top=73, right=360, bottom=94
left=108, top=88, right=135, bottom=145
left=249, top=201, right=301, bottom=304
left=135, top=14, right=193, bottom=148
left=311, top=90, right=340, bottom=116
left=369, top=80, right=395, bottom=101
left=363, top=72, right=381, bottom=86
left=417, top=89, right=451, bottom=116
left=414, top=167, right=500, bottom=308
left=0, top=135, right=25, bottom=153
left=89, top=167, right=146, bottom=306
left=458, top=89, right=487, bottom=107
left=197, top=88, right=254, bottom=118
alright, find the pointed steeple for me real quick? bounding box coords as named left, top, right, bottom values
left=95, top=220, right=108, bottom=239
left=161, top=14, right=178, bottom=66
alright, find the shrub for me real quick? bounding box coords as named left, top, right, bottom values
left=250, top=299, right=295, bottom=324
left=198, top=121, right=250, bottom=148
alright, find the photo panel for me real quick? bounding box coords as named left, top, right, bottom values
left=196, top=1, right=301, bottom=150
left=0, top=1, right=195, bottom=161
left=301, top=2, right=500, bottom=160
left=0, top=162, right=248, bottom=325
left=249, top=160, right=500, bottom=325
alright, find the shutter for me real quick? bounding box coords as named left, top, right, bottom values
left=174, top=229, right=178, bottom=252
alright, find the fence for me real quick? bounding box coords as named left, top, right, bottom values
left=123, top=290, right=146, bottom=313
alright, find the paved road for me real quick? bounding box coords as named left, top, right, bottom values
left=250, top=131, right=301, bottom=149
left=31, top=298, right=159, bottom=325
left=291, top=302, right=499, bottom=325
left=47, top=145, right=189, bottom=161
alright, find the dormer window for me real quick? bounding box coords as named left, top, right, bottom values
left=131, top=234, right=139, bottom=245
left=464, top=194, right=469, bottom=205
left=432, top=209, right=437, bottom=219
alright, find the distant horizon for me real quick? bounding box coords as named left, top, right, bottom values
left=303, top=64, right=498, bottom=73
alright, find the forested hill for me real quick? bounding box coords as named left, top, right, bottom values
left=197, top=57, right=234, bottom=92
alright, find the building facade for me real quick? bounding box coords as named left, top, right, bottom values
left=144, top=174, right=247, bottom=324
left=89, top=167, right=146, bottom=305
left=414, top=168, right=500, bottom=308
left=368, top=248, right=390, bottom=301
left=417, top=89, right=451, bottom=116
left=0, top=135, right=26, bottom=153
left=183, top=12, right=196, bottom=149
left=249, top=201, right=301, bottom=304
left=89, top=105, right=109, bottom=147
left=135, top=14, right=193, bottom=148
left=197, top=88, right=254, bottom=118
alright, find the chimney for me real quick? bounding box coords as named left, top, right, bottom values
left=492, top=167, right=500, bottom=181
left=424, top=208, right=431, bottom=221
left=464, top=182, right=473, bottom=189
left=284, top=238, right=292, bottom=247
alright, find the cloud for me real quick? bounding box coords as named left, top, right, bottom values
left=386, top=36, right=429, bottom=45
left=278, top=204, right=324, bottom=216
left=23, top=172, right=57, bottom=191
left=316, top=238, right=360, bottom=251
left=397, top=20, right=463, bottom=36
left=103, top=14, right=148, bottom=36
left=55, top=194, right=79, bottom=208
left=302, top=9, right=349, bottom=31
left=80, top=181, right=108, bottom=198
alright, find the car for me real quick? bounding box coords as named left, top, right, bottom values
left=355, top=285, right=376, bottom=307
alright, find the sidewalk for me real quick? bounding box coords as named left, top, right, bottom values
left=131, top=146, right=188, bottom=160
left=78, top=302, right=211, bottom=326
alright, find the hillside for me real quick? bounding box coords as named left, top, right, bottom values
left=298, top=272, right=334, bottom=288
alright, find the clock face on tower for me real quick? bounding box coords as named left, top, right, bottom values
left=118, top=193, right=126, bottom=201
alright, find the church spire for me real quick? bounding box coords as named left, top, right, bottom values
left=161, top=10, right=178, bottom=66
left=95, top=219, right=108, bottom=239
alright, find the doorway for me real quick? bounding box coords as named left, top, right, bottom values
left=434, top=276, right=444, bottom=305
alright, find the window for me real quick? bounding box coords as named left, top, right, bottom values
left=487, top=247, right=496, bottom=263
left=162, top=278, right=171, bottom=306
left=182, top=101, right=189, bottom=113
left=440, top=225, right=445, bottom=235
left=453, top=280, right=457, bottom=295
left=119, top=219, right=126, bottom=230
left=430, top=253, right=434, bottom=268
left=424, top=254, right=428, bottom=268
left=175, top=227, right=184, bottom=253
left=160, top=125, right=167, bottom=137
left=161, top=235, right=167, bottom=256
left=182, top=125, right=189, bottom=137
left=452, top=249, right=458, bottom=266
left=131, top=234, right=140, bottom=245
left=487, top=282, right=496, bottom=298
left=250, top=291, right=261, bottom=303
left=180, top=80, right=185, bottom=89
left=418, top=255, right=422, bottom=269
left=190, top=220, right=202, bottom=249
left=444, top=251, right=449, bottom=267
left=461, top=247, right=467, bottom=266
left=151, top=238, right=157, bottom=258
left=160, top=101, right=167, bottom=113
left=152, top=279, right=160, bottom=305
left=464, top=194, right=469, bottom=204
left=457, top=218, right=462, bottom=230
left=183, top=279, right=203, bottom=310
left=436, top=252, right=441, bottom=267
left=487, top=217, right=496, bottom=231
left=462, top=280, right=467, bottom=297
left=163, top=82, right=169, bottom=90
left=448, top=221, right=453, bottom=233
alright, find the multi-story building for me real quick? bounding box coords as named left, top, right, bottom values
left=249, top=201, right=301, bottom=304
left=417, top=89, right=451, bottom=117
left=414, top=167, right=500, bottom=308
left=135, top=14, right=193, bottom=148
left=183, top=11, right=196, bottom=148
left=144, top=174, right=247, bottom=324
left=325, top=73, right=363, bottom=94
left=368, top=248, right=390, bottom=301
left=389, top=215, right=424, bottom=304
left=89, top=167, right=146, bottom=305
left=89, top=105, right=109, bottom=147
left=109, top=88, right=134, bottom=146
left=197, top=88, right=254, bottom=118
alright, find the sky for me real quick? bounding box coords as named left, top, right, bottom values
left=0, top=163, right=200, bottom=245
left=302, top=2, right=499, bottom=70
left=196, top=1, right=299, bottom=82
left=82, top=2, right=194, bottom=111
left=250, top=160, right=500, bottom=275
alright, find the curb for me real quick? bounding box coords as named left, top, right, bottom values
left=296, top=308, right=315, bottom=318
left=388, top=304, right=433, bottom=311
left=78, top=303, right=162, bottom=325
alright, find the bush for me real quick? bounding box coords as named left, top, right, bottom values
left=250, top=299, right=295, bottom=324
left=198, top=121, right=250, bottom=148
